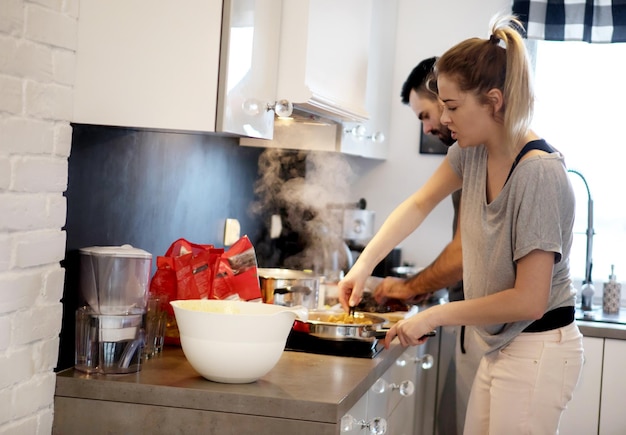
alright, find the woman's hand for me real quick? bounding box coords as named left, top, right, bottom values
left=383, top=310, right=437, bottom=349
left=337, top=263, right=370, bottom=311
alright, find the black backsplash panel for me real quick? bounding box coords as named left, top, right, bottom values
left=58, top=124, right=266, bottom=370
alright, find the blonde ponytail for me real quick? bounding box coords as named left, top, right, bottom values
left=436, top=14, right=534, bottom=152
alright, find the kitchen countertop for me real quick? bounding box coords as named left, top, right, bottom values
left=53, top=301, right=626, bottom=433
left=575, top=306, right=626, bottom=340
left=54, top=341, right=407, bottom=433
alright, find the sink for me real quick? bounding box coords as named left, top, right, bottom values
left=575, top=307, right=626, bottom=325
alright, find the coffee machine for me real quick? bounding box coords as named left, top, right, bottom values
left=326, top=198, right=375, bottom=265
left=74, top=245, right=152, bottom=374
left=332, top=198, right=403, bottom=277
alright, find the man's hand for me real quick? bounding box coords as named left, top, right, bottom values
left=373, top=277, right=432, bottom=305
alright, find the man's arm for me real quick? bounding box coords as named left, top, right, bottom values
left=373, top=211, right=463, bottom=303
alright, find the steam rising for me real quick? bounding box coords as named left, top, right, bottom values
left=251, top=148, right=355, bottom=273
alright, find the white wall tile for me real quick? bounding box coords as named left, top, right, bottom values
left=0, top=194, right=49, bottom=232
left=14, top=230, right=66, bottom=268
left=13, top=157, right=67, bottom=192
left=25, top=82, right=72, bottom=121
left=29, top=0, right=64, bottom=12
left=32, top=337, right=59, bottom=373
left=0, top=387, right=10, bottom=425
left=10, top=40, right=54, bottom=82
left=37, top=408, right=54, bottom=435
left=25, top=5, right=77, bottom=51
left=11, top=372, right=56, bottom=420
left=0, top=234, right=10, bottom=273
left=0, top=76, right=23, bottom=115
left=2, top=418, right=39, bottom=435
left=0, top=118, right=55, bottom=154
left=41, top=267, right=64, bottom=305
left=0, top=0, right=23, bottom=35
left=0, top=346, right=33, bottom=390
left=46, top=194, right=67, bottom=231
left=0, top=272, right=40, bottom=314
left=13, top=304, right=63, bottom=345
left=52, top=49, right=75, bottom=86
left=0, top=157, right=10, bottom=190
left=0, top=0, right=74, bottom=430
left=53, top=123, right=72, bottom=157
left=0, top=316, right=10, bottom=351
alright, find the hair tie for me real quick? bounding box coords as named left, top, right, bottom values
left=489, top=34, right=500, bottom=45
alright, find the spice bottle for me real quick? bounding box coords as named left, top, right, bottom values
left=602, top=265, right=621, bottom=314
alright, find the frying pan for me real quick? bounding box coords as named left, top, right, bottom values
left=292, top=310, right=436, bottom=343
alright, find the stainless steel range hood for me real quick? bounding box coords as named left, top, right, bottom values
left=274, top=0, right=371, bottom=125
left=239, top=108, right=341, bottom=152
left=240, top=0, right=375, bottom=153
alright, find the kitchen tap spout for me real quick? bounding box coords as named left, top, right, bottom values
left=567, top=169, right=594, bottom=285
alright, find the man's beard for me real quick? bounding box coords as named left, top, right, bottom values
left=433, top=126, right=455, bottom=146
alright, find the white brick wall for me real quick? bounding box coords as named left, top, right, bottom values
left=0, top=0, right=77, bottom=433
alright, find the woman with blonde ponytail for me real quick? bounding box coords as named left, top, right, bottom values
left=339, top=14, right=583, bottom=434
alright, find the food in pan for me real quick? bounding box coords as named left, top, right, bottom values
left=308, top=312, right=376, bottom=325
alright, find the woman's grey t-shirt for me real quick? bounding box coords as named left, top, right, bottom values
left=447, top=143, right=576, bottom=354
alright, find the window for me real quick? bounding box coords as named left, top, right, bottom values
left=531, top=40, right=626, bottom=287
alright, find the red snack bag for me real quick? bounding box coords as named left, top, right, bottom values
left=149, top=238, right=223, bottom=345
left=212, top=235, right=262, bottom=301
left=174, top=246, right=223, bottom=300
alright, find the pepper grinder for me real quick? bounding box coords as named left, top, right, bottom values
left=581, top=263, right=594, bottom=312
left=602, top=264, right=621, bottom=314
left=581, top=281, right=595, bottom=312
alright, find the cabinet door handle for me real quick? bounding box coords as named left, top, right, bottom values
left=242, top=99, right=293, bottom=118
left=371, top=378, right=415, bottom=397
left=341, top=414, right=388, bottom=434
left=395, top=353, right=434, bottom=370
left=416, top=354, right=434, bottom=370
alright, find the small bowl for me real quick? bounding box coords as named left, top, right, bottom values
left=170, top=299, right=297, bottom=383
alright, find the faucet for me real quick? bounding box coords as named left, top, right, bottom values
left=568, top=169, right=594, bottom=308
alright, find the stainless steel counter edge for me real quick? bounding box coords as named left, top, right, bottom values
left=576, top=320, right=626, bottom=340
left=54, top=343, right=407, bottom=424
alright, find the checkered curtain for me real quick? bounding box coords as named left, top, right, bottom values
left=512, top=0, right=626, bottom=42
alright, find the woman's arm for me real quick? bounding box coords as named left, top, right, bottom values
left=373, top=220, right=463, bottom=303
left=338, top=156, right=462, bottom=310
left=385, top=248, right=554, bottom=347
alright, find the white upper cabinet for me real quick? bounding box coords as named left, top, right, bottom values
left=74, top=0, right=396, bottom=153
left=73, top=0, right=282, bottom=138
left=339, top=0, right=397, bottom=159
left=240, top=0, right=397, bottom=159
left=277, top=0, right=372, bottom=122
left=218, top=1, right=283, bottom=137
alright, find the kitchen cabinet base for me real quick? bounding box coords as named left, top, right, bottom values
left=53, top=396, right=335, bottom=435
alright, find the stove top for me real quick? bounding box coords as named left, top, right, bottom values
left=285, top=330, right=384, bottom=358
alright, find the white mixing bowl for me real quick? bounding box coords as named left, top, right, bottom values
left=170, top=299, right=298, bottom=383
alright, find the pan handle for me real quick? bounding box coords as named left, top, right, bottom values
left=370, top=329, right=437, bottom=340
